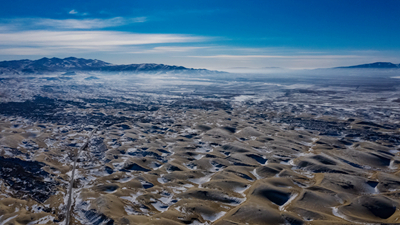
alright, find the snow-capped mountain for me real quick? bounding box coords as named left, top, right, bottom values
left=0, top=57, right=220, bottom=74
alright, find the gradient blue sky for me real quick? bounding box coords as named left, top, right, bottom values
left=1, top=0, right=400, bottom=70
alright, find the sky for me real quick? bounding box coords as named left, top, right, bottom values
left=0, top=0, right=400, bottom=71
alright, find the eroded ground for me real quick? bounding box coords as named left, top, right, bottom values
left=0, top=71, right=400, bottom=224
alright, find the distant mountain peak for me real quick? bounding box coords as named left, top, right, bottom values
left=0, top=57, right=222, bottom=75
left=335, top=62, right=400, bottom=69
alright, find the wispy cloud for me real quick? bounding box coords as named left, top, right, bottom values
left=190, top=54, right=361, bottom=59
left=0, top=17, right=147, bottom=30
left=0, top=30, right=206, bottom=55
left=68, top=9, right=88, bottom=16
left=0, top=16, right=206, bottom=56
left=130, top=46, right=206, bottom=54
left=191, top=55, right=284, bottom=59
left=35, top=17, right=146, bottom=29
left=69, top=9, right=78, bottom=15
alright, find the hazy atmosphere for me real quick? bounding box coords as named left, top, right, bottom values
left=1, top=1, right=400, bottom=225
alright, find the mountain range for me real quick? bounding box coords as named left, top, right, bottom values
left=335, top=62, right=400, bottom=69
left=0, top=57, right=399, bottom=75
left=0, top=57, right=220, bottom=75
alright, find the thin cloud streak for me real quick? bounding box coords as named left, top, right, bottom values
left=129, top=46, right=206, bottom=54
left=0, top=30, right=205, bottom=54
left=68, top=9, right=88, bottom=16
left=190, top=55, right=362, bottom=59
left=1, top=17, right=147, bottom=30
left=34, top=17, right=146, bottom=29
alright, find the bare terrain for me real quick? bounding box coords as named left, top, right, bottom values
left=1, top=68, right=400, bottom=224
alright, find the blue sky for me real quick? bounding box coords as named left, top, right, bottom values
left=0, top=0, right=400, bottom=70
